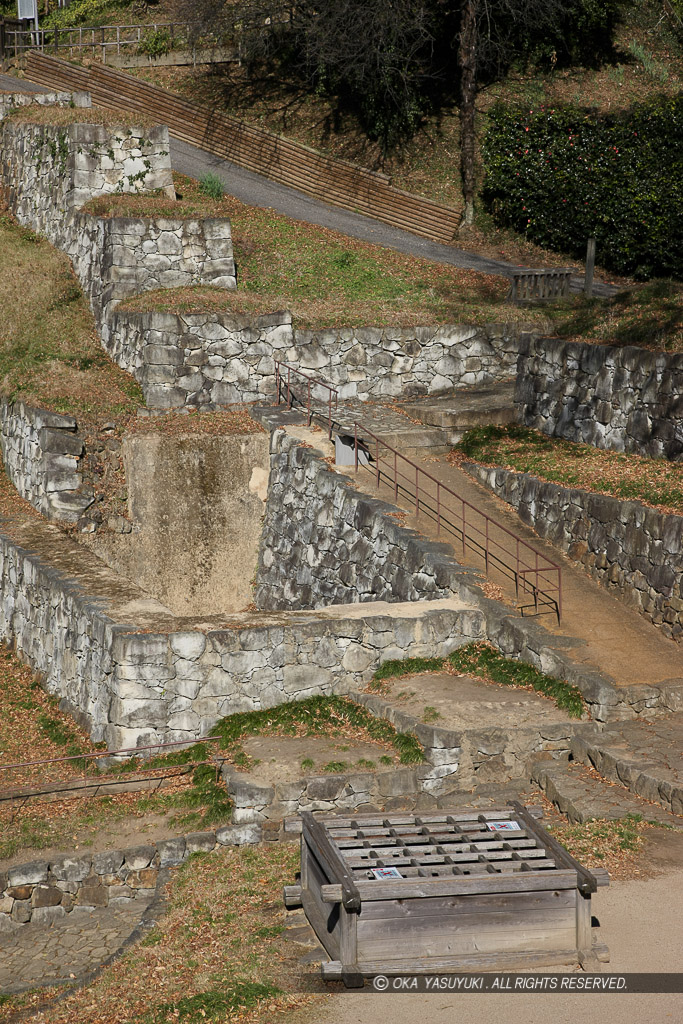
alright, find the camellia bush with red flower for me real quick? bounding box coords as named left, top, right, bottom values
left=481, top=95, right=683, bottom=279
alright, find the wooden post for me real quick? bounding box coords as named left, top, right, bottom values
left=584, top=237, right=596, bottom=297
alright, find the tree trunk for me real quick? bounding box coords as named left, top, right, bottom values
left=459, top=0, right=477, bottom=228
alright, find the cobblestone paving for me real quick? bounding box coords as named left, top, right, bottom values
left=0, top=899, right=153, bottom=993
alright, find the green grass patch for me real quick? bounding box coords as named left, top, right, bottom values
left=452, top=424, right=683, bottom=515
left=88, top=173, right=543, bottom=330
left=369, top=642, right=584, bottom=718
left=448, top=644, right=584, bottom=717
left=372, top=656, right=445, bottom=682
left=208, top=694, right=424, bottom=765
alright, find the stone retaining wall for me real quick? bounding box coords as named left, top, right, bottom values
left=223, top=704, right=599, bottom=824
left=106, top=310, right=537, bottom=410
left=254, top=431, right=461, bottom=610
left=466, top=463, right=683, bottom=641
left=0, top=824, right=260, bottom=930
left=0, top=399, right=92, bottom=521
left=0, top=89, right=90, bottom=122
left=0, top=515, right=483, bottom=750
left=516, top=335, right=683, bottom=459
left=0, top=119, right=235, bottom=327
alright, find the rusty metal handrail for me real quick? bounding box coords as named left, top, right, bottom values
left=0, top=735, right=220, bottom=774
left=353, top=422, right=562, bottom=622
left=275, top=359, right=339, bottom=439
left=273, top=366, right=561, bottom=622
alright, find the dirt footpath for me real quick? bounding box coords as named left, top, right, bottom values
left=303, top=839, right=683, bottom=1024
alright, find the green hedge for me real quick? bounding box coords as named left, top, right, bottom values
left=482, top=96, right=683, bottom=279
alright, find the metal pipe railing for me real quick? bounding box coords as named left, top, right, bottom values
left=276, top=368, right=562, bottom=623
left=0, top=735, right=220, bottom=774
left=274, top=359, right=338, bottom=439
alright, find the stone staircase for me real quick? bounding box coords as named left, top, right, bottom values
left=397, top=381, right=517, bottom=445
left=531, top=713, right=683, bottom=826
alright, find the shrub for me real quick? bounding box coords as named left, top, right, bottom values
left=138, top=28, right=172, bottom=59
left=482, top=95, right=683, bottom=279
left=198, top=172, right=225, bottom=200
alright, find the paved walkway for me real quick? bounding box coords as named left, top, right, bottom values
left=0, top=898, right=153, bottom=993
left=284, top=412, right=683, bottom=692
left=377, top=450, right=683, bottom=689
left=1, top=72, right=617, bottom=295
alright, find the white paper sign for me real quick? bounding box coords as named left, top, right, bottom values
left=486, top=820, right=522, bottom=832
left=371, top=866, right=403, bottom=879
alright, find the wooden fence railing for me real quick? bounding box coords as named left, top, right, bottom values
left=23, top=51, right=461, bottom=244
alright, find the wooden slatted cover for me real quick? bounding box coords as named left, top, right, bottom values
left=319, top=810, right=562, bottom=882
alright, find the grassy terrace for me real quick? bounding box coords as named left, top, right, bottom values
left=555, top=279, right=683, bottom=353
left=452, top=425, right=683, bottom=516
left=87, top=174, right=547, bottom=329
left=0, top=212, right=142, bottom=422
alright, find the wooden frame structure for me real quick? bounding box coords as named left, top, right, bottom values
left=285, top=804, right=609, bottom=984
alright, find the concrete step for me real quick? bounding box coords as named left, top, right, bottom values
left=530, top=758, right=683, bottom=827
left=398, top=382, right=517, bottom=443
left=570, top=716, right=683, bottom=817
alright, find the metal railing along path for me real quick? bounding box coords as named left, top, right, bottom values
left=276, top=367, right=562, bottom=623
left=2, top=22, right=198, bottom=61
left=0, top=736, right=222, bottom=810
left=275, top=360, right=338, bottom=439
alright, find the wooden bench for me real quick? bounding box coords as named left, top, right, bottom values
left=285, top=804, right=609, bottom=984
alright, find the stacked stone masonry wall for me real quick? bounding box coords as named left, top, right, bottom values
left=0, top=399, right=93, bottom=521
left=516, top=335, right=683, bottom=459
left=254, top=431, right=461, bottom=610
left=468, top=463, right=683, bottom=641
left=0, top=824, right=261, bottom=930
left=108, top=310, right=535, bottom=410
left=0, top=516, right=483, bottom=751
left=0, top=119, right=236, bottom=327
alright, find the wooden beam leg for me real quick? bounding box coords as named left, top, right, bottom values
left=576, top=892, right=600, bottom=970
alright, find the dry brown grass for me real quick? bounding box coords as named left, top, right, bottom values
left=0, top=843, right=321, bottom=1024
left=93, top=174, right=551, bottom=329
left=0, top=211, right=143, bottom=422
left=451, top=425, right=683, bottom=515
left=5, top=104, right=159, bottom=130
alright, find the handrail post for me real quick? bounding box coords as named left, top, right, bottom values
left=307, top=378, right=311, bottom=426
left=415, top=463, right=419, bottom=515
left=354, top=422, right=358, bottom=473
left=462, top=500, right=466, bottom=560
left=328, top=390, right=332, bottom=439
left=275, top=362, right=280, bottom=405
left=557, top=568, right=562, bottom=625
left=515, top=537, right=520, bottom=599
left=286, top=366, right=291, bottom=409
left=394, top=450, right=398, bottom=500
left=376, top=437, right=380, bottom=488
left=485, top=518, right=489, bottom=572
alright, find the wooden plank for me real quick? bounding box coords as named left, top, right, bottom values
left=283, top=884, right=302, bottom=908
left=356, top=903, right=577, bottom=960
left=357, top=888, right=576, bottom=922
left=508, top=801, right=605, bottom=894
left=321, top=868, right=578, bottom=903
left=302, top=811, right=362, bottom=912
left=352, top=948, right=582, bottom=974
